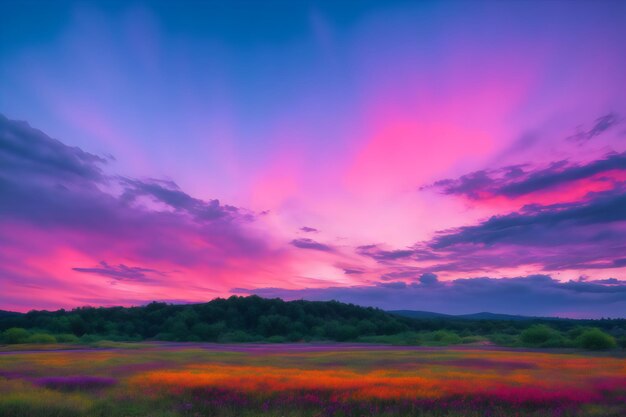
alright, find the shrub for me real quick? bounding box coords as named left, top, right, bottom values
left=489, top=333, right=517, bottom=346
left=420, top=330, right=462, bottom=345
left=358, top=331, right=421, bottom=345
left=576, top=328, right=617, bottom=350
left=1, top=328, right=30, bottom=344
left=26, top=333, right=57, bottom=344
left=461, top=335, right=488, bottom=344
left=286, top=332, right=304, bottom=342
left=219, top=331, right=258, bottom=343
left=55, top=334, right=80, bottom=343
left=266, top=335, right=287, bottom=343
left=396, top=331, right=421, bottom=345
left=79, top=334, right=103, bottom=344
left=519, top=325, right=567, bottom=347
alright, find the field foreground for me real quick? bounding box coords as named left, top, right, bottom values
left=0, top=343, right=625, bottom=417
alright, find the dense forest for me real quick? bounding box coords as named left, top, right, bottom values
left=1, top=296, right=625, bottom=350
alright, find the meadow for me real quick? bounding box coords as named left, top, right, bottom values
left=0, top=343, right=625, bottom=417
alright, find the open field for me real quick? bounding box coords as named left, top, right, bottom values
left=0, top=343, right=625, bottom=417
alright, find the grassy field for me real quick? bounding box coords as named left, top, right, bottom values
left=0, top=343, right=625, bottom=417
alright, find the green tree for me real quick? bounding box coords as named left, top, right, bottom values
left=69, top=316, right=88, bottom=336
left=56, top=333, right=80, bottom=343
left=26, top=333, right=57, bottom=344
left=1, top=327, right=30, bottom=344
left=576, top=328, right=617, bottom=350
left=432, top=330, right=462, bottom=345
left=520, top=324, right=560, bottom=346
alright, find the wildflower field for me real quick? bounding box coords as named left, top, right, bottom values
left=0, top=343, right=625, bottom=417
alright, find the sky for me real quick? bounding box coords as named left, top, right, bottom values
left=1, top=0, right=626, bottom=317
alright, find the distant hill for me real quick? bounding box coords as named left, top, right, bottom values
left=388, top=310, right=454, bottom=319
left=389, top=310, right=546, bottom=321
left=460, top=312, right=544, bottom=321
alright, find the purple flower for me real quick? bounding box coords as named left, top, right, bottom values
left=33, top=376, right=117, bottom=391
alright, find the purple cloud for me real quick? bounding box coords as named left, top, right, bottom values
left=357, top=185, right=626, bottom=275
left=428, top=151, right=626, bottom=200
left=418, top=272, right=439, bottom=286
left=377, top=281, right=407, bottom=289
left=417, top=187, right=626, bottom=272
left=343, top=268, right=364, bottom=275
left=379, top=267, right=424, bottom=281
left=290, top=238, right=334, bottom=252
left=120, top=177, right=241, bottom=222
left=234, top=275, right=626, bottom=318
left=0, top=114, right=106, bottom=183
left=72, top=261, right=165, bottom=283
left=367, top=144, right=626, bottom=276
left=0, top=114, right=288, bottom=310
left=567, top=113, right=621, bottom=143
left=357, top=245, right=414, bottom=262
left=0, top=114, right=266, bottom=260
left=431, top=187, right=626, bottom=249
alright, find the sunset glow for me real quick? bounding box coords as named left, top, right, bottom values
left=1, top=0, right=626, bottom=316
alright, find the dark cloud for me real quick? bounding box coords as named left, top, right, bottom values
left=300, top=226, right=318, bottom=233
left=500, top=153, right=626, bottom=198
left=431, top=187, right=626, bottom=249
left=120, top=177, right=241, bottom=222
left=380, top=268, right=421, bottom=281
left=587, top=278, right=624, bottom=285
left=290, top=238, right=334, bottom=252
left=0, top=113, right=258, bottom=239
left=359, top=185, right=626, bottom=273
left=0, top=114, right=106, bottom=183
left=424, top=186, right=626, bottom=272
left=377, top=281, right=407, bottom=289
left=0, top=114, right=277, bottom=292
left=343, top=268, right=364, bottom=275
left=567, top=113, right=620, bottom=143
left=428, top=151, right=626, bottom=200
left=558, top=258, right=626, bottom=270
left=428, top=170, right=498, bottom=200
left=234, top=275, right=626, bottom=318
left=359, top=246, right=441, bottom=265
left=419, top=272, right=439, bottom=285
left=410, top=148, right=626, bottom=273
left=357, top=245, right=414, bottom=262
left=72, top=261, right=164, bottom=283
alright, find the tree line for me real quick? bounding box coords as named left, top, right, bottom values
left=0, top=296, right=624, bottom=350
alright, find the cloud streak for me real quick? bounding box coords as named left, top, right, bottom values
left=72, top=261, right=164, bottom=283
left=235, top=275, right=626, bottom=318
left=429, top=150, right=626, bottom=201
left=567, top=113, right=621, bottom=143
left=290, top=238, right=335, bottom=252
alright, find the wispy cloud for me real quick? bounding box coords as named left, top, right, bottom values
left=567, top=113, right=621, bottom=143
left=72, top=261, right=165, bottom=283
left=290, top=238, right=335, bottom=252
left=427, top=151, right=626, bottom=200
